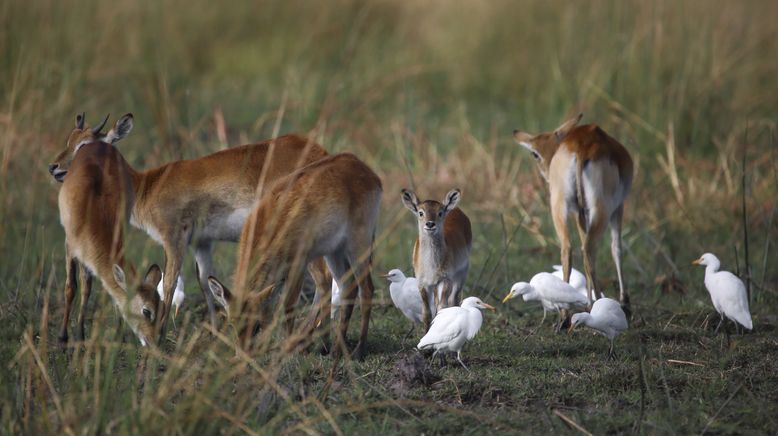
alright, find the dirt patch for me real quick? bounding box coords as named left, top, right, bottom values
left=389, top=352, right=440, bottom=396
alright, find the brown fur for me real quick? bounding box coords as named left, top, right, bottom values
left=210, top=153, right=382, bottom=358
left=57, top=121, right=161, bottom=345
left=50, top=114, right=331, bottom=341
left=514, top=114, right=633, bottom=310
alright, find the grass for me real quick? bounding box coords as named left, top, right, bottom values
left=1, top=0, right=778, bottom=433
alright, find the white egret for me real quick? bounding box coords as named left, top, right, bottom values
left=551, top=265, right=607, bottom=301
left=417, top=296, right=495, bottom=371
left=569, top=297, right=628, bottom=358
left=692, top=253, right=752, bottom=333
left=502, top=272, right=588, bottom=332
left=157, top=273, right=184, bottom=328
left=383, top=269, right=437, bottom=338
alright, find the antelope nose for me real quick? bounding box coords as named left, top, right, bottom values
left=48, top=163, right=58, bottom=174
left=425, top=221, right=435, bottom=229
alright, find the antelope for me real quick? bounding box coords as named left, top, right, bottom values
left=207, top=153, right=382, bottom=359
left=513, top=113, right=633, bottom=312
left=56, top=113, right=162, bottom=345
left=49, top=114, right=331, bottom=339
left=401, top=189, right=472, bottom=331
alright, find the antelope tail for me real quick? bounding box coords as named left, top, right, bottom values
left=575, top=156, right=587, bottom=232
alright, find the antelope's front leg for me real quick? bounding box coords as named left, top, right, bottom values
left=159, top=234, right=188, bottom=341
left=58, top=246, right=78, bottom=345
left=420, top=283, right=433, bottom=332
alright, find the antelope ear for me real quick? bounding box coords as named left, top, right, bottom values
left=442, top=189, right=461, bottom=212
left=513, top=130, right=536, bottom=151
left=105, top=113, right=134, bottom=144
left=554, top=113, right=583, bottom=141
left=75, top=112, right=86, bottom=130
left=208, top=276, right=232, bottom=309
left=401, top=189, right=419, bottom=213
left=143, top=264, right=163, bottom=287
left=113, top=264, right=127, bottom=291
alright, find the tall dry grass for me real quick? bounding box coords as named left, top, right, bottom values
left=1, top=0, right=777, bottom=433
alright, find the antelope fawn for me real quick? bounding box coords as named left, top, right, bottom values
left=56, top=113, right=161, bottom=345
left=401, top=189, right=472, bottom=331
left=513, top=113, right=633, bottom=312
left=50, top=114, right=331, bottom=339
left=207, top=153, right=382, bottom=359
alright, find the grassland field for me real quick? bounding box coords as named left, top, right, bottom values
left=1, top=0, right=777, bottom=434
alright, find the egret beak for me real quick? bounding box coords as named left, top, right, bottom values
left=315, top=318, right=322, bottom=328
left=501, top=292, right=513, bottom=304
left=482, top=303, right=496, bottom=312
left=380, top=274, right=390, bottom=279
left=567, top=323, right=576, bottom=336
left=692, top=259, right=701, bottom=265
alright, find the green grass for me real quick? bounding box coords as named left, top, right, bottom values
left=1, top=0, right=778, bottom=433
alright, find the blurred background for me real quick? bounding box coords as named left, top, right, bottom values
left=1, top=0, right=776, bottom=433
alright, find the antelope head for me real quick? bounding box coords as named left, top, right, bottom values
left=401, top=188, right=461, bottom=238
left=113, top=264, right=163, bottom=346
left=513, top=113, right=582, bottom=181
left=49, top=112, right=134, bottom=182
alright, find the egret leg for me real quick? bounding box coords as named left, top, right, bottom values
left=607, top=339, right=616, bottom=360
left=456, top=351, right=470, bottom=372
left=713, top=314, right=724, bottom=335
left=531, top=309, right=547, bottom=334
left=402, top=324, right=415, bottom=342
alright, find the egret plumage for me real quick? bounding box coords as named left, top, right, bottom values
left=417, top=296, right=495, bottom=370
left=551, top=265, right=606, bottom=301
left=502, top=272, right=588, bottom=332
left=383, top=269, right=436, bottom=325
left=693, top=253, right=752, bottom=333
left=569, top=297, right=628, bottom=358
left=157, top=273, right=184, bottom=327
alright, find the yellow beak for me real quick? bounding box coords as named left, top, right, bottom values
left=482, top=303, right=496, bottom=312
left=174, top=305, right=180, bottom=320
left=567, top=324, right=576, bottom=335
left=692, top=259, right=701, bottom=265
left=380, top=274, right=390, bottom=279
left=501, top=293, right=513, bottom=304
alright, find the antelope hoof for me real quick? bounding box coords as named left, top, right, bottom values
left=351, top=341, right=367, bottom=361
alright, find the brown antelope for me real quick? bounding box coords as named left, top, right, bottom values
left=56, top=113, right=162, bottom=345
left=207, top=153, right=382, bottom=359
left=401, top=189, right=472, bottom=331
left=49, top=114, right=331, bottom=338
left=513, top=113, right=633, bottom=312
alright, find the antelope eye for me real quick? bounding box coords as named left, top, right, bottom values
left=418, top=211, right=423, bottom=217
left=531, top=151, right=540, bottom=160
left=142, top=307, right=153, bottom=320
left=438, top=211, right=443, bottom=218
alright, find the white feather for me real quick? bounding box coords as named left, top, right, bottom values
left=157, top=273, right=185, bottom=313
left=695, top=253, right=752, bottom=330
left=417, top=297, right=491, bottom=354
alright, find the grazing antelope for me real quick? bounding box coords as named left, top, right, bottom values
left=401, top=189, right=472, bottom=331
left=56, top=113, right=162, bottom=345
left=207, top=153, right=382, bottom=359
left=49, top=114, right=331, bottom=338
left=513, top=113, right=633, bottom=311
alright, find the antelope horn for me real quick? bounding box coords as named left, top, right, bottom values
left=92, top=113, right=110, bottom=134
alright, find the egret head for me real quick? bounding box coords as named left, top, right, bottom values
left=461, top=296, right=496, bottom=312
left=502, top=282, right=531, bottom=303
left=692, top=253, right=719, bottom=267
left=381, top=269, right=406, bottom=283
left=568, top=312, right=591, bottom=335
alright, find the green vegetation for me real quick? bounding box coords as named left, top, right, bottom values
left=1, top=0, right=776, bottom=433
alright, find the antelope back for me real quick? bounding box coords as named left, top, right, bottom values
left=235, top=153, right=382, bottom=297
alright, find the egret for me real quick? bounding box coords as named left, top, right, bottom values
left=692, top=253, right=752, bottom=333
left=569, top=297, right=628, bottom=358
left=417, top=296, right=495, bottom=371
left=502, top=272, right=588, bottom=332
left=551, top=265, right=606, bottom=301
left=383, top=269, right=436, bottom=338
left=157, top=273, right=184, bottom=328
